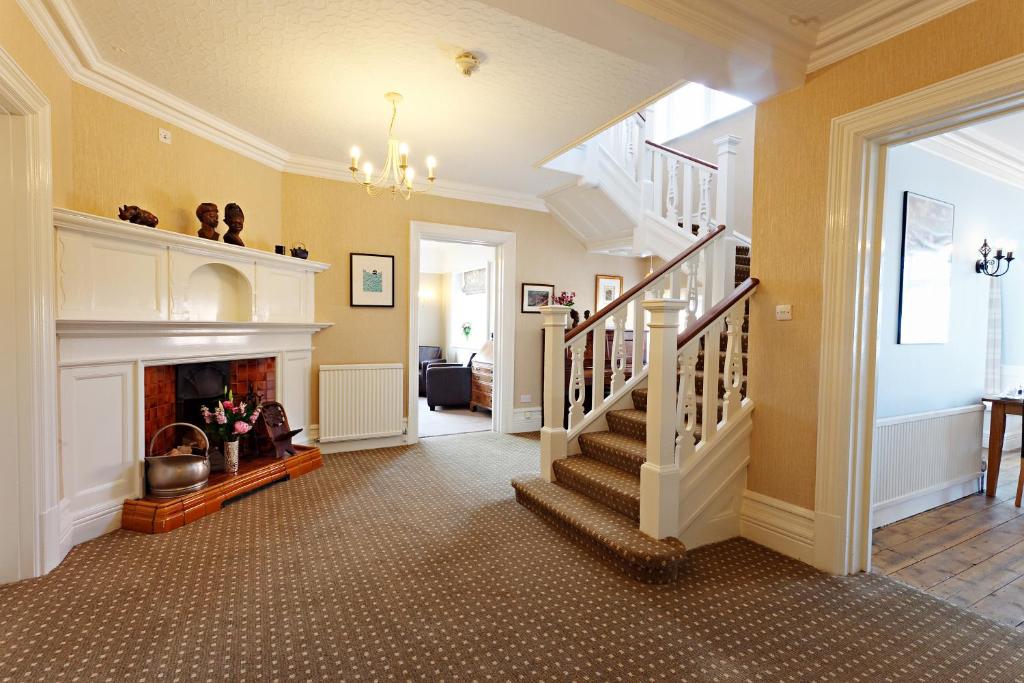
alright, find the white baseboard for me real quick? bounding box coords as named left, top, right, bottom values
left=872, top=473, right=982, bottom=528
left=509, top=407, right=542, bottom=433
left=68, top=501, right=123, bottom=547
left=740, top=490, right=815, bottom=564
left=319, top=433, right=411, bottom=454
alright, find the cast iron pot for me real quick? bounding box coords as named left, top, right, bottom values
left=146, top=423, right=210, bottom=498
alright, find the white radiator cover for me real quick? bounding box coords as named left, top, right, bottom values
left=872, top=405, right=984, bottom=527
left=319, top=364, right=404, bottom=442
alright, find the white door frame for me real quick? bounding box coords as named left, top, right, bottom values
left=408, top=222, right=516, bottom=442
left=816, top=54, right=1024, bottom=575
left=0, top=46, right=59, bottom=581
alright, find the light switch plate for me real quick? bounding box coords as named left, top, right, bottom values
left=775, top=304, right=793, bottom=321
left=158, top=128, right=172, bottom=144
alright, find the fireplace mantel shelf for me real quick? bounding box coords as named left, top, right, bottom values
left=56, top=319, right=333, bottom=338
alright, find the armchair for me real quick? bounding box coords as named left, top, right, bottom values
left=418, top=345, right=445, bottom=396
left=425, top=355, right=476, bottom=410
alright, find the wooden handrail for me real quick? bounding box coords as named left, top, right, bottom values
left=677, top=277, right=759, bottom=349
left=565, top=224, right=728, bottom=343
left=645, top=140, right=718, bottom=171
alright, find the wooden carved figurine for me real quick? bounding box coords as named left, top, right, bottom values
left=223, top=203, right=245, bottom=247
left=255, top=401, right=302, bottom=459
left=118, top=204, right=159, bottom=227
left=570, top=308, right=580, bottom=328
left=196, top=202, right=220, bottom=241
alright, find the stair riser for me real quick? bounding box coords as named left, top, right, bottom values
left=607, top=413, right=646, bottom=441
left=513, top=487, right=681, bottom=584
left=553, top=462, right=640, bottom=522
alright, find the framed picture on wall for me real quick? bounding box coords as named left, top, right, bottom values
left=595, top=274, right=624, bottom=313
left=897, top=191, right=955, bottom=344
left=350, top=253, right=395, bottom=307
left=521, top=283, right=554, bottom=313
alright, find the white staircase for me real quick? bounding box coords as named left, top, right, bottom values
left=542, top=112, right=742, bottom=266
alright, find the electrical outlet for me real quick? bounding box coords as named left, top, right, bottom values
left=520, top=394, right=532, bottom=403
left=158, top=128, right=172, bottom=144
left=775, top=304, right=793, bottom=321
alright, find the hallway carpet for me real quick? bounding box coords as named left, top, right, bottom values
left=3, top=433, right=1024, bottom=682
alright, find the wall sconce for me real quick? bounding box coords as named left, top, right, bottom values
left=976, top=239, right=1014, bottom=277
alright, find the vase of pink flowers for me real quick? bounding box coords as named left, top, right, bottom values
left=553, top=290, right=576, bottom=307
left=200, top=390, right=261, bottom=474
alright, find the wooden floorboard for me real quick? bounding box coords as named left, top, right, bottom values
left=872, top=449, right=1024, bottom=627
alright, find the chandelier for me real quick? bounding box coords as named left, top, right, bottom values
left=348, top=92, right=436, bottom=199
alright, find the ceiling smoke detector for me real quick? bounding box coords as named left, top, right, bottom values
left=455, top=51, right=480, bottom=77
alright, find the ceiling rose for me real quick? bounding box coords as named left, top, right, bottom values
left=348, top=92, right=437, bottom=200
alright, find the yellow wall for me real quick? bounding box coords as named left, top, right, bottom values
left=282, top=174, right=646, bottom=423
left=749, top=0, right=1024, bottom=509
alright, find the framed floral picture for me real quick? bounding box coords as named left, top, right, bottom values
left=350, top=253, right=394, bottom=307
left=595, top=274, right=624, bottom=313
left=521, top=283, right=554, bottom=313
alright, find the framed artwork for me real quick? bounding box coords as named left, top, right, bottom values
left=897, top=191, right=955, bottom=344
left=460, top=267, right=487, bottom=295
left=595, top=274, right=624, bottom=313
left=350, top=253, right=395, bottom=307
left=521, top=283, right=554, bottom=313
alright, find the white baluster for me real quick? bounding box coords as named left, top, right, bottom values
left=540, top=305, right=570, bottom=481
left=675, top=342, right=700, bottom=463
left=631, top=297, right=645, bottom=374
left=640, top=299, right=686, bottom=539
left=681, top=164, right=694, bottom=236
left=698, top=168, right=713, bottom=235
left=666, top=159, right=679, bottom=226
left=699, top=320, right=723, bottom=444
left=567, top=336, right=587, bottom=429
left=609, top=308, right=628, bottom=393
left=591, top=325, right=606, bottom=414
left=721, top=305, right=745, bottom=421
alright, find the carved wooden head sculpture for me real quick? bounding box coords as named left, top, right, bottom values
left=195, top=202, right=220, bottom=241
left=223, top=203, right=245, bottom=246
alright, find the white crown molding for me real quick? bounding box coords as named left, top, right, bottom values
left=15, top=0, right=549, bottom=213
left=808, top=0, right=976, bottom=73
left=912, top=127, right=1024, bottom=191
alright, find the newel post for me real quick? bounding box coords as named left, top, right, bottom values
left=712, top=134, right=742, bottom=303
left=540, top=305, right=570, bottom=482
left=639, top=299, right=686, bottom=539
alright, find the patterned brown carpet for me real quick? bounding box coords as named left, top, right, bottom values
left=2, top=432, right=1024, bottom=681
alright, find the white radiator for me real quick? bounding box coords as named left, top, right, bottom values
left=872, top=405, right=984, bottom=527
left=319, top=363, right=404, bottom=442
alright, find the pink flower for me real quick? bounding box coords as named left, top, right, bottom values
left=216, top=413, right=227, bottom=425
left=222, top=400, right=234, bottom=411
left=233, top=421, right=252, bottom=435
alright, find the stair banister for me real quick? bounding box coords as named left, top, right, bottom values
left=636, top=277, right=759, bottom=540
left=540, top=305, right=570, bottom=481
left=711, top=135, right=742, bottom=304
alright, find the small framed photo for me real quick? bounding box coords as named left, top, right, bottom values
left=521, top=283, right=554, bottom=313
left=595, top=274, right=624, bottom=313
left=350, top=253, right=395, bottom=307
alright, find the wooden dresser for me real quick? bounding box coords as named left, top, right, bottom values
left=470, top=340, right=495, bottom=412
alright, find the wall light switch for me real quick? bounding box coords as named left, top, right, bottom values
left=158, top=128, right=172, bottom=144
left=775, top=304, right=793, bottom=321
left=520, top=394, right=532, bottom=403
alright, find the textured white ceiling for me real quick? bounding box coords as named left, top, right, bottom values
left=965, top=109, right=1024, bottom=156
left=69, top=0, right=674, bottom=195
left=759, top=0, right=873, bottom=24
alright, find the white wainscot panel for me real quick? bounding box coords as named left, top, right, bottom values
left=170, top=249, right=256, bottom=322
left=60, top=363, right=137, bottom=541
left=255, top=266, right=311, bottom=323
left=283, top=350, right=312, bottom=439
left=57, top=230, right=167, bottom=320
left=872, top=405, right=984, bottom=527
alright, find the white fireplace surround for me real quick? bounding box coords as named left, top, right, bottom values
left=53, top=209, right=330, bottom=563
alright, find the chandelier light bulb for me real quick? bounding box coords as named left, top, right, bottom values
left=362, top=161, right=373, bottom=182
left=350, top=146, right=360, bottom=161
left=405, top=167, right=416, bottom=185
left=399, top=142, right=409, bottom=156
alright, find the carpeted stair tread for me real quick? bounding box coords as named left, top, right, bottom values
left=578, top=431, right=646, bottom=475
left=606, top=409, right=647, bottom=440
left=511, top=476, right=686, bottom=583
left=632, top=387, right=648, bottom=411
left=553, top=456, right=640, bottom=520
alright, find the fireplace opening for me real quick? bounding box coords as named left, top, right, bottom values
left=177, top=361, right=230, bottom=430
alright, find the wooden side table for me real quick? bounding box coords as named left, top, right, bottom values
left=986, top=396, right=1024, bottom=497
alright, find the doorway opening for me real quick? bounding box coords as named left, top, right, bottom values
left=868, top=108, right=1024, bottom=625
left=416, top=239, right=496, bottom=437
left=408, top=223, right=516, bottom=442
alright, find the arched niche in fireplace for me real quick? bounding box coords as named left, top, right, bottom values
left=185, top=263, right=253, bottom=322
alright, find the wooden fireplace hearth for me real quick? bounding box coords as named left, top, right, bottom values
left=122, top=445, right=323, bottom=534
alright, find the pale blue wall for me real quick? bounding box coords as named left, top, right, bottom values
left=875, top=144, right=1024, bottom=418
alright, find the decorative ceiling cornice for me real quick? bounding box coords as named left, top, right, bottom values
left=808, top=0, right=976, bottom=73
left=15, top=0, right=549, bottom=212
left=912, top=127, right=1024, bottom=191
